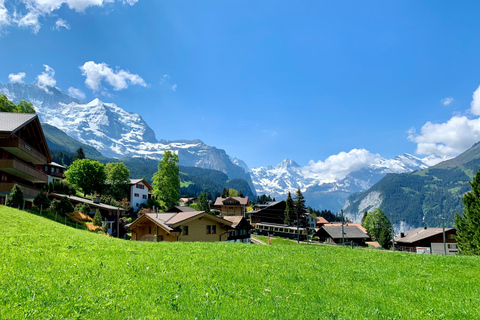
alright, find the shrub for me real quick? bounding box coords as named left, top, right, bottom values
left=93, top=209, right=103, bottom=227
left=75, top=203, right=91, bottom=216
left=50, top=197, right=74, bottom=217
left=33, top=191, right=50, bottom=211
left=6, top=184, right=24, bottom=209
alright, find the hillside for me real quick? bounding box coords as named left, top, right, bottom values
left=343, top=142, right=480, bottom=229
left=2, top=205, right=480, bottom=318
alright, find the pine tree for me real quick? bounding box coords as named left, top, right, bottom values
left=198, top=191, right=210, bottom=213
left=93, top=209, right=103, bottom=227
left=455, top=169, right=480, bottom=255
left=221, top=188, right=228, bottom=198
left=6, top=184, right=24, bottom=209
left=294, top=187, right=307, bottom=228
left=284, top=192, right=294, bottom=225
left=361, top=211, right=368, bottom=226
left=74, top=147, right=86, bottom=161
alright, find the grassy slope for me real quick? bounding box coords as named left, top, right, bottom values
left=2, top=206, right=480, bottom=319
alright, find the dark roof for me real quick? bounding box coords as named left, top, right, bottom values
left=395, top=227, right=455, bottom=244
left=222, top=216, right=254, bottom=229
left=0, top=112, right=37, bottom=133
left=50, top=193, right=126, bottom=211
left=316, top=225, right=369, bottom=239
left=214, top=197, right=249, bottom=206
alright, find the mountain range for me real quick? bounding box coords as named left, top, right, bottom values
left=0, top=83, right=255, bottom=194
left=249, top=154, right=447, bottom=211
left=342, top=141, right=480, bottom=230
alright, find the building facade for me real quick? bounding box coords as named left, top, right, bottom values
left=128, top=179, right=152, bottom=212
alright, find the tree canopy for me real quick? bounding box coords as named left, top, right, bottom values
left=363, top=208, right=392, bottom=248
left=65, top=159, right=106, bottom=196
left=6, top=184, right=24, bottom=208
left=152, top=150, right=180, bottom=210
left=284, top=192, right=294, bottom=225
left=294, top=187, right=307, bottom=228
left=0, top=94, right=35, bottom=113
left=74, top=147, right=86, bottom=161
left=455, top=169, right=480, bottom=255
left=105, top=162, right=130, bottom=185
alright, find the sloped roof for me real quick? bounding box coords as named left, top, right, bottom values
left=214, top=197, right=249, bottom=206
left=167, top=206, right=198, bottom=213
left=326, top=223, right=367, bottom=234
left=316, top=217, right=329, bottom=224
left=129, top=178, right=153, bottom=190
left=48, top=162, right=66, bottom=169
left=0, top=112, right=37, bottom=133
left=50, top=193, right=125, bottom=211
left=317, top=225, right=369, bottom=239
left=394, top=227, right=455, bottom=244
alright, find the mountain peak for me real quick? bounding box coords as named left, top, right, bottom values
left=277, top=159, right=300, bottom=168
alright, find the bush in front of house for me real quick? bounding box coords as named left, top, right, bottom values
left=6, top=184, right=24, bottom=209
left=33, top=191, right=50, bottom=211
left=49, top=197, right=74, bottom=217
left=93, top=209, right=103, bottom=227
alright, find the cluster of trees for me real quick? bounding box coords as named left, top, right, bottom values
left=306, top=207, right=343, bottom=222
left=361, top=209, right=393, bottom=249
left=284, top=188, right=308, bottom=228
left=0, top=94, right=35, bottom=113
left=254, top=194, right=275, bottom=204
left=455, top=169, right=480, bottom=255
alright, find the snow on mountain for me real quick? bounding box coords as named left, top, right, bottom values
left=250, top=154, right=435, bottom=210
left=0, top=83, right=255, bottom=192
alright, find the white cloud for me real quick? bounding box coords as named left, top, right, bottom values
left=7, top=0, right=138, bottom=34
left=54, top=18, right=70, bottom=30
left=36, top=64, right=56, bottom=93
left=8, top=72, right=26, bottom=83
left=408, top=83, right=480, bottom=157
left=80, top=61, right=146, bottom=92
left=408, top=116, right=480, bottom=156
left=471, top=84, right=480, bottom=116
left=303, top=149, right=380, bottom=181
left=0, top=0, right=10, bottom=31
left=68, top=87, right=86, bottom=99
left=441, top=97, right=453, bottom=106
left=172, top=84, right=177, bottom=91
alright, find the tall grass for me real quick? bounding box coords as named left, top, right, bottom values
left=1, top=205, right=479, bottom=319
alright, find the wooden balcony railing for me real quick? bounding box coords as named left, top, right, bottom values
left=0, top=137, right=47, bottom=164
left=0, top=159, right=48, bottom=183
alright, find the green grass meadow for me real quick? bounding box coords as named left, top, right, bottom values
left=1, top=205, right=480, bottom=319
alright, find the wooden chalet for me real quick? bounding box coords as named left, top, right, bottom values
left=213, top=196, right=249, bottom=217
left=223, top=215, right=254, bottom=243
left=127, top=210, right=234, bottom=242
left=248, top=201, right=286, bottom=226
left=0, top=112, right=51, bottom=207
left=394, top=227, right=458, bottom=255
left=314, top=225, right=370, bottom=246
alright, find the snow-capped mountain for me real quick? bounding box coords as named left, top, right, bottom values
left=0, top=83, right=255, bottom=192
left=250, top=153, right=448, bottom=211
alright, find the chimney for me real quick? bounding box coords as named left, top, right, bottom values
left=93, top=196, right=100, bottom=204
left=400, top=232, right=405, bottom=238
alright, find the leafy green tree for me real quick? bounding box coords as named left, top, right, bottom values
left=6, top=184, right=24, bottom=209
left=105, top=162, right=130, bottom=185
left=152, top=150, right=180, bottom=210
left=228, top=188, right=239, bottom=197
left=198, top=191, right=210, bottom=213
left=93, top=209, right=103, bottom=227
left=0, top=94, right=35, bottom=113
left=284, top=192, right=294, bottom=225
left=294, top=187, right=307, bottom=228
left=455, top=169, right=480, bottom=255
left=189, top=202, right=201, bottom=211
left=49, top=197, right=74, bottom=217
left=65, top=159, right=106, bottom=196
left=74, top=147, right=86, bottom=161
left=363, top=208, right=392, bottom=249
left=361, top=211, right=368, bottom=226
left=75, top=203, right=91, bottom=216
left=33, top=191, right=50, bottom=211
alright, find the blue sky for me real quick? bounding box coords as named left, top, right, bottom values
left=2, top=1, right=480, bottom=169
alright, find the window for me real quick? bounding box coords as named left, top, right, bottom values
left=136, top=183, right=145, bottom=189
left=206, top=225, right=211, bottom=234
left=136, top=203, right=139, bottom=207
left=212, top=225, right=216, bottom=234
left=134, top=193, right=139, bottom=197
left=142, top=195, right=147, bottom=199
left=183, top=226, right=188, bottom=235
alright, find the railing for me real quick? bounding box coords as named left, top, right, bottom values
left=0, top=159, right=48, bottom=182
left=0, top=137, right=47, bottom=164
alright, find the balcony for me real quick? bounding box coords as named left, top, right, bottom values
left=0, top=159, right=48, bottom=183
left=0, top=183, right=40, bottom=199
left=0, top=137, right=47, bottom=164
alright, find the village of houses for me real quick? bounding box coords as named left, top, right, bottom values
left=0, top=112, right=459, bottom=255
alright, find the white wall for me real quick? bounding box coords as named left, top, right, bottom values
left=130, top=181, right=149, bottom=212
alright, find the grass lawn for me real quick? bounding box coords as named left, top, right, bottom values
left=1, top=205, right=480, bottom=319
